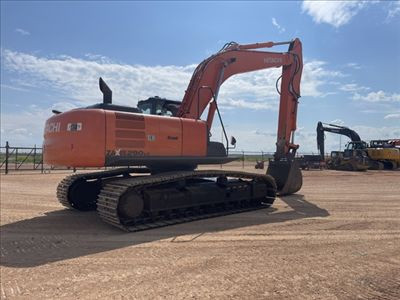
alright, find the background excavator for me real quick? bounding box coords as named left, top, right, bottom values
left=316, top=122, right=369, bottom=171
left=43, top=38, right=303, bottom=231
left=316, top=122, right=399, bottom=170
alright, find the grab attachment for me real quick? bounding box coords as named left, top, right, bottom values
left=266, top=159, right=302, bottom=195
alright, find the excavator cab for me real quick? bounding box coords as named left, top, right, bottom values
left=346, top=141, right=368, bottom=150
left=87, top=81, right=181, bottom=117
left=137, top=97, right=181, bottom=116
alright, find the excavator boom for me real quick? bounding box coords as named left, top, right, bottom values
left=176, top=39, right=303, bottom=194
left=178, top=39, right=303, bottom=159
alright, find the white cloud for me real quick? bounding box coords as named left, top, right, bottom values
left=345, top=62, right=361, bottom=70
left=0, top=84, right=30, bottom=92
left=359, top=108, right=400, bottom=119
left=84, top=53, right=114, bottom=64
left=221, top=59, right=343, bottom=108
left=1, top=49, right=342, bottom=111
left=340, top=86, right=400, bottom=121
left=352, top=90, right=400, bottom=103
left=339, top=83, right=369, bottom=92
left=330, top=119, right=345, bottom=126
left=303, top=0, right=398, bottom=27
left=300, top=60, right=345, bottom=97
left=271, top=17, right=285, bottom=33
left=219, top=98, right=277, bottom=111
left=302, top=1, right=369, bottom=28
left=253, top=129, right=276, bottom=137
left=352, top=125, right=400, bottom=141
left=1, top=49, right=196, bottom=106
left=384, top=113, right=400, bottom=120
left=15, top=28, right=30, bottom=36
left=387, top=1, right=400, bottom=20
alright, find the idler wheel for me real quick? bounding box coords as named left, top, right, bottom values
left=118, top=193, right=144, bottom=219
left=68, top=179, right=101, bottom=211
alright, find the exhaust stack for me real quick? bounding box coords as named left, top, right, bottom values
left=99, top=77, right=112, bottom=104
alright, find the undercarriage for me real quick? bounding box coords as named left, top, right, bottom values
left=57, top=168, right=277, bottom=231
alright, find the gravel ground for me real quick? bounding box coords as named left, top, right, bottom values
left=1, top=168, right=399, bottom=299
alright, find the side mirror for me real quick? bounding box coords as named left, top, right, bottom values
left=230, top=136, right=237, bottom=146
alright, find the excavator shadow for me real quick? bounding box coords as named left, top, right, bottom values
left=0, top=195, right=329, bottom=268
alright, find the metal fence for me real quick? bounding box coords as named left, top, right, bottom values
left=0, top=142, right=324, bottom=174
left=225, top=150, right=274, bottom=168
left=1, top=142, right=44, bottom=174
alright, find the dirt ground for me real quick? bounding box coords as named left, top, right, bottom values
left=1, top=168, right=399, bottom=299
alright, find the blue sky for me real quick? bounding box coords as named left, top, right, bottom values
left=1, top=1, right=400, bottom=153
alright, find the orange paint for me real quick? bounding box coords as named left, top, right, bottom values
left=44, top=109, right=208, bottom=167
left=43, top=109, right=106, bottom=167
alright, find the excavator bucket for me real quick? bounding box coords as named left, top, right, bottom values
left=266, top=160, right=302, bottom=195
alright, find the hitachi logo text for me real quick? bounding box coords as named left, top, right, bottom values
left=45, top=122, right=60, bottom=133
left=264, top=57, right=283, bottom=64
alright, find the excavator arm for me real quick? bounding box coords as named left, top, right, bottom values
left=177, top=39, right=303, bottom=159
left=177, top=39, right=303, bottom=195
left=316, top=122, right=361, bottom=158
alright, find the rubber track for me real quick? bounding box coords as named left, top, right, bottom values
left=57, top=174, right=79, bottom=209
left=96, top=170, right=276, bottom=232
left=56, top=168, right=137, bottom=209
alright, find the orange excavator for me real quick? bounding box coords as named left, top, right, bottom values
left=43, top=38, right=303, bottom=231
